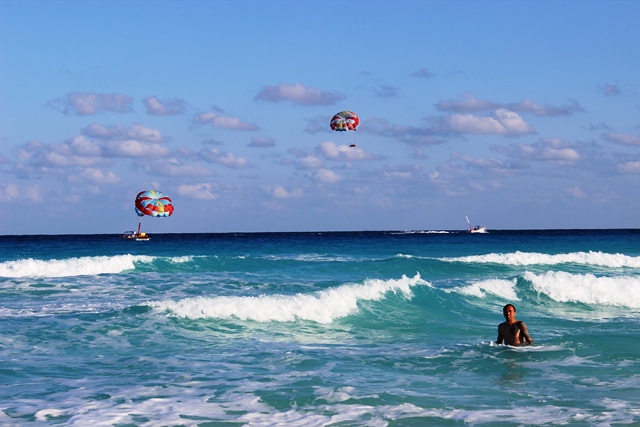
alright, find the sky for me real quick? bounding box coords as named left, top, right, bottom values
left=1, top=0, right=639, bottom=234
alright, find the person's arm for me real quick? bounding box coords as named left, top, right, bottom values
left=518, top=321, right=533, bottom=345
left=496, top=326, right=504, bottom=344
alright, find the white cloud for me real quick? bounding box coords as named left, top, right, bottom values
left=441, top=109, right=535, bottom=136
left=0, top=183, right=42, bottom=202
left=495, top=138, right=581, bottom=161
left=318, top=141, right=376, bottom=161
left=603, top=133, right=640, bottom=146
left=199, top=148, right=250, bottom=168
left=74, top=168, right=120, bottom=184
left=144, top=96, right=186, bottom=116
left=193, top=112, right=258, bottom=131
left=618, top=161, right=640, bottom=174
left=177, top=183, right=219, bottom=200
left=83, top=123, right=163, bottom=143
left=255, top=83, right=344, bottom=105
left=104, top=140, right=171, bottom=158
left=437, top=93, right=581, bottom=117
left=308, top=168, right=342, bottom=184
left=264, top=184, right=303, bottom=199
left=299, top=154, right=324, bottom=169
left=48, top=92, right=133, bottom=115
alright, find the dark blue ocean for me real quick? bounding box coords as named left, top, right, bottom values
left=1, top=230, right=639, bottom=426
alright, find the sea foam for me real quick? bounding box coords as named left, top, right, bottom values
left=442, top=251, right=640, bottom=268
left=0, top=254, right=154, bottom=278
left=148, top=273, right=429, bottom=323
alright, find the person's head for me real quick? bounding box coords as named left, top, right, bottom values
left=502, top=304, right=516, bottom=320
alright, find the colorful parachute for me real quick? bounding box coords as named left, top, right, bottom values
left=135, top=190, right=174, bottom=217
left=330, top=110, right=359, bottom=132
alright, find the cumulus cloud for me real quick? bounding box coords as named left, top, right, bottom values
left=495, top=138, right=581, bottom=161
left=193, top=111, right=259, bottom=131
left=248, top=136, right=276, bottom=147
left=264, top=184, right=303, bottom=199
left=437, top=93, right=582, bottom=116
left=12, top=140, right=110, bottom=169
left=307, top=168, right=342, bottom=184
left=298, top=154, right=324, bottom=169
left=602, top=133, right=640, bottom=146
left=82, top=123, right=163, bottom=143
left=255, top=83, right=344, bottom=105
left=0, top=183, right=42, bottom=202
left=48, top=92, right=133, bottom=115
left=618, top=161, right=640, bottom=174
left=199, top=147, right=250, bottom=168
left=318, top=141, right=378, bottom=161
left=507, top=99, right=582, bottom=116
left=103, top=140, right=171, bottom=158
left=71, top=168, right=120, bottom=184
left=440, top=109, right=536, bottom=136
left=144, top=96, right=186, bottom=115
left=177, top=183, right=219, bottom=200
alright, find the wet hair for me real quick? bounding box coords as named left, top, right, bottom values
left=503, top=304, right=516, bottom=312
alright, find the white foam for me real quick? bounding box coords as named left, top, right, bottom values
left=448, top=278, right=519, bottom=300
left=0, top=255, right=154, bottom=278
left=442, top=251, right=640, bottom=268
left=524, top=271, right=640, bottom=308
left=147, top=273, right=429, bottom=323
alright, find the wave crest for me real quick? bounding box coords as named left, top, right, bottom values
left=0, top=255, right=154, bottom=278
left=442, top=251, right=640, bottom=268
left=525, top=271, right=640, bottom=308
left=147, top=273, right=429, bottom=323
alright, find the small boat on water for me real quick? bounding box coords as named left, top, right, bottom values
left=466, top=216, right=487, bottom=233
left=120, top=230, right=150, bottom=241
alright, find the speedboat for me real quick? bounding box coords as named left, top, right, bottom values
left=121, top=231, right=150, bottom=241
left=466, top=216, right=487, bottom=233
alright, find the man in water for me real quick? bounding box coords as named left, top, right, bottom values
left=496, top=304, right=533, bottom=346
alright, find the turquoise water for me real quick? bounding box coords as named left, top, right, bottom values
left=1, top=230, right=639, bottom=426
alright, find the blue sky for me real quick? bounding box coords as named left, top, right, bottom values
left=1, top=0, right=639, bottom=234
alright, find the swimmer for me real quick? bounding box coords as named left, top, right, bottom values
left=496, top=304, right=533, bottom=346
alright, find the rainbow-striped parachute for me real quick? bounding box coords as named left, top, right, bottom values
left=135, top=190, right=174, bottom=217
left=330, top=110, right=359, bottom=132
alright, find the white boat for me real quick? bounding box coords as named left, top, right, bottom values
left=466, top=216, right=487, bottom=233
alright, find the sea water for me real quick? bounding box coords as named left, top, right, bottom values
left=1, top=230, right=639, bottom=426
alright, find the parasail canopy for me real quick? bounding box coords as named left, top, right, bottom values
left=135, top=190, right=174, bottom=217
left=330, top=110, right=359, bottom=132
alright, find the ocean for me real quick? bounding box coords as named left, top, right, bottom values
left=1, top=230, right=639, bottom=426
